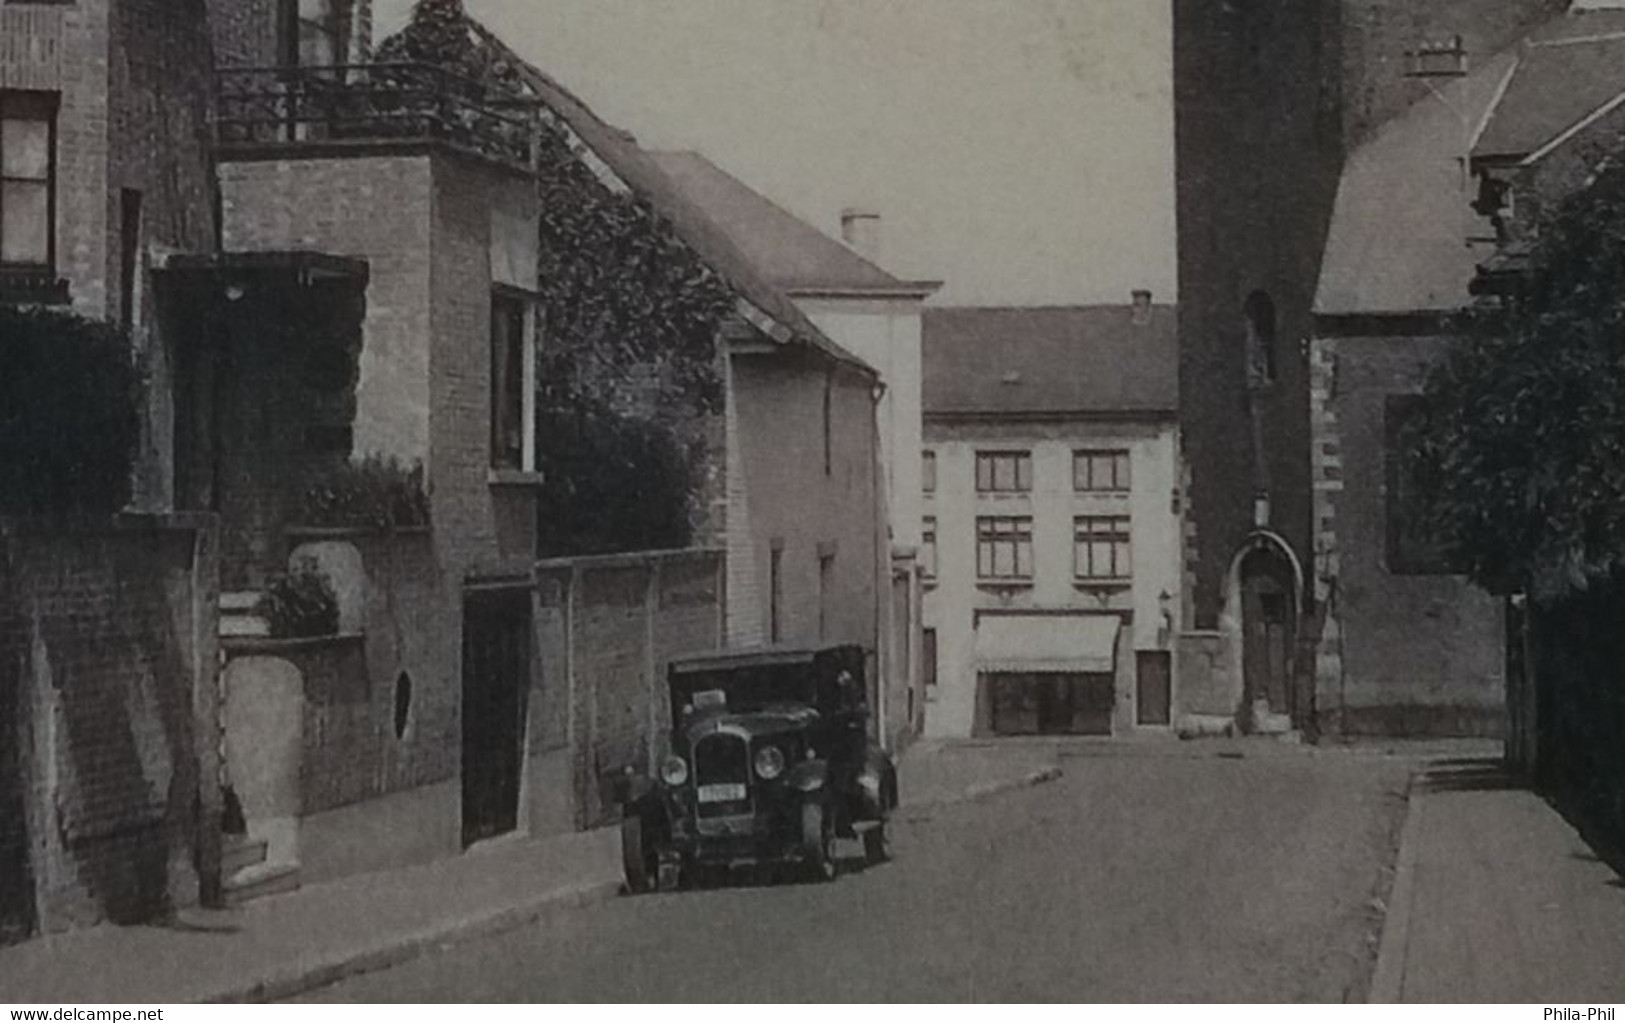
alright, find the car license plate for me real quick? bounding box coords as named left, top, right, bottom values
left=697, top=783, right=746, bottom=804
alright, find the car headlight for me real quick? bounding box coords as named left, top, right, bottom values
left=754, top=745, right=786, bottom=780
left=659, top=755, right=689, bottom=786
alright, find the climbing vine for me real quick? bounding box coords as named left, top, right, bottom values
left=378, top=0, right=734, bottom=554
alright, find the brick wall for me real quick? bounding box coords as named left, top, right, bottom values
left=0, top=517, right=218, bottom=943
left=535, top=550, right=725, bottom=830
left=1309, top=334, right=1505, bottom=736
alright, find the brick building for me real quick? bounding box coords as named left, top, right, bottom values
left=1312, top=2, right=1625, bottom=736
left=919, top=301, right=1182, bottom=739
left=1172, top=0, right=1563, bottom=737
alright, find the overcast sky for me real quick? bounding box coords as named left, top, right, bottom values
left=375, top=0, right=1175, bottom=307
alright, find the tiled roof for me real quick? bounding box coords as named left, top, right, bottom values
left=648, top=151, right=937, bottom=297
left=1316, top=51, right=1517, bottom=316
left=465, top=22, right=877, bottom=377
left=1473, top=18, right=1625, bottom=162
left=922, top=305, right=1177, bottom=418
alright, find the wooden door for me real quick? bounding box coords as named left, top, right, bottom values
left=461, top=589, right=531, bottom=847
left=1242, top=570, right=1294, bottom=717
left=1136, top=651, right=1172, bottom=726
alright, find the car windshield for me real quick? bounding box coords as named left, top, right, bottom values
left=670, top=662, right=820, bottom=717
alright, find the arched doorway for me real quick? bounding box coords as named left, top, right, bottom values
left=1227, top=533, right=1303, bottom=730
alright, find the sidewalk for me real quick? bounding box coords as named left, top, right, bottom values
left=0, top=741, right=1058, bottom=1004
left=1372, top=759, right=1625, bottom=1003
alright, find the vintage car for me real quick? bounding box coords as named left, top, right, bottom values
left=618, top=644, right=899, bottom=891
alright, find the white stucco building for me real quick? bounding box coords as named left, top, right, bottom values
left=650, top=150, right=941, bottom=738
left=921, top=300, right=1183, bottom=738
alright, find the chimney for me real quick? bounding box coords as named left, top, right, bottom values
left=840, top=208, right=882, bottom=263
left=1131, top=289, right=1153, bottom=326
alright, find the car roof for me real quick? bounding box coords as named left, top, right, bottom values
left=668, top=644, right=863, bottom=675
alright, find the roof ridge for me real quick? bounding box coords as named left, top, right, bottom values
left=652, top=150, right=908, bottom=288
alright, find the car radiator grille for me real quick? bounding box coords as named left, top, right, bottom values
left=692, top=733, right=751, bottom=818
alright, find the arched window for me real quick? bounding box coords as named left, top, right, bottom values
left=1244, top=290, right=1278, bottom=386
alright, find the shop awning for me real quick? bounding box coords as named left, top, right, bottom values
left=975, top=614, right=1120, bottom=674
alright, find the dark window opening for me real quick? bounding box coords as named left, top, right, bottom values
left=975, top=450, right=1032, bottom=493
left=393, top=671, right=413, bottom=739
left=921, top=516, right=937, bottom=580
left=490, top=292, right=527, bottom=471
left=769, top=545, right=784, bottom=644
left=118, top=189, right=142, bottom=329
left=1, top=92, right=58, bottom=272
left=1386, top=395, right=1459, bottom=576
left=817, top=552, right=835, bottom=640
left=923, top=628, right=938, bottom=690
left=976, top=516, right=1033, bottom=582
left=280, top=0, right=347, bottom=67
left=1244, top=290, right=1278, bottom=386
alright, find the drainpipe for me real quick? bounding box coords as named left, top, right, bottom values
left=870, top=375, right=889, bottom=749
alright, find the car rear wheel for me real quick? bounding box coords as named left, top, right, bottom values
left=621, top=814, right=656, bottom=894
left=862, top=819, right=891, bottom=865
left=800, top=800, right=837, bottom=883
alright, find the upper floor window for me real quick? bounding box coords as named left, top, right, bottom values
left=1074, top=449, right=1131, bottom=493
left=922, top=450, right=936, bottom=494
left=282, top=0, right=346, bottom=67
left=1244, top=290, right=1278, bottom=387
left=1074, top=515, right=1132, bottom=582
left=1, top=92, right=56, bottom=271
left=976, top=516, right=1033, bottom=582
left=975, top=450, right=1032, bottom=494
left=920, top=516, right=937, bottom=580
left=1386, top=396, right=1458, bottom=576
left=490, top=290, right=535, bottom=473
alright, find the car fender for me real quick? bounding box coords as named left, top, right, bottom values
left=855, top=747, right=897, bottom=820
left=787, top=759, right=830, bottom=795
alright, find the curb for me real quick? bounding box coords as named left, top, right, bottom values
left=901, top=764, right=1064, bottom=818
left=206, top=878, right=625, bottom=1003
left=1369, top=775, right=1426, bottom=1004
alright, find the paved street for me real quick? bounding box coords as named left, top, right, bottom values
left=296, top=749, right=1412, bottom=1003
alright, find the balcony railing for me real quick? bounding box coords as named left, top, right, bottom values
left=215, top=63, right=542, bottom=170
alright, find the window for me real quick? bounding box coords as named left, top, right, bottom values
left=769, top=545, right=784, bottom=643
left=490, top=291, right=532, bottom=472
left=1074, top=449, right=1131, bottom=492
left=1074, top=516, right=1132, bottom=582
left=1244, top=290, right=1278, bottom=386
left=922, top=450, right=936, bottom=494
left=976, top=516, right=1033, bottom=582
left=282, top=0, right=345, bottom=67
left=923, top=628, right=938, bottom=690
left=921, top=517, right=937, bottom=580
left=1386, top=396, right=1457, bottom=575
left=1, top=92, right=57, bottom=271
left=817, top=552, right=835, bottom=640
left=975, top=451, right=1032, bottom=493
left=118, top=189, right=142, bottom=329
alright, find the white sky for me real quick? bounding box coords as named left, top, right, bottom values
left=374, top=0, right=1176, bottom=307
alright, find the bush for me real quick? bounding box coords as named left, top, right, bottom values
left=263, top=564, right=341, bottom=639
left=297, top=454, right=430, bottom=531
left=0, top=306, right=140, bottom=518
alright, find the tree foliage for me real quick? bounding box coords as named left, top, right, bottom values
left=1412, top=153, right=1625, bottom=601
left=0, top=307, right=140, bottom=519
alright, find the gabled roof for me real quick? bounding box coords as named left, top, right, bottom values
left=922, top=305, right=1177, bottom=419
left=1473, top=13, right=1625, bottom=164
left=1319, top=5, right=1625, bottom=317
left=464, top=21, right=877, bottom=378
left=647, top=151, right=939, bottom=298
left=1316, top=51, right=1517, bottom=316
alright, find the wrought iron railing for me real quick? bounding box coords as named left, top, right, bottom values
left=215, top=63, right=541, bottom=169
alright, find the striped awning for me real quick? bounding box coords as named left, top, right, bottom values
left=975, top=614, right=1120, bottom=674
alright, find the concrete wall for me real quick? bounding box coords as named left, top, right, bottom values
left=799, top=297, right=926, bottom=549
left=0, top=518, right=219, bottom=943
left=1309, top=333, right=1505, bottom=735
left=921, top=420, right=1183, bottom=738
left=535, top=550, right=726, bottom=831
left=728, top=352, right=884, bottom=658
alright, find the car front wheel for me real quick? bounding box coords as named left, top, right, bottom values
left=800, top=800, right=838, bottom=883
left=862, top=819, right=891, bottom=865
left=621, top=814, right=656, bottom=894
